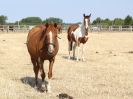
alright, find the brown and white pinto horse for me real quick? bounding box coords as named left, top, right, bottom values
left=27, top=23, right=59, bottom=92
left=67, top=14, right=91, bottom=61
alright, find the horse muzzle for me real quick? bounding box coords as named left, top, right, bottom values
left=48, top=44, right=55, bottom=55
left=85, top=28, right=88, bottom=35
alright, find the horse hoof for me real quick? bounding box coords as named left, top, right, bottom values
left=35, top=87, right=46, bottom=93
left=34, top=85, right=38, bottom=89
left=47, top=90, right=52, bottom=93
left=76, top=59, right=79, bottom=62
left=46, top=88, right=52, bottom=93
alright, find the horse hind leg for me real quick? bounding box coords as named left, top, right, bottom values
left=73, top=42, right=77, bottom=60
left=68, top=41, right=73, bottom=59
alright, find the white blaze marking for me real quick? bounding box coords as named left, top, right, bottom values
left=48, top=31, right=54, bottom=53
left=85, top=19, right=88, bottom=29
left=49, top=31, right=53, bottom=44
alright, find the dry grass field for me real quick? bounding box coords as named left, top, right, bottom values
left=0, top=32, right=133, bottom=99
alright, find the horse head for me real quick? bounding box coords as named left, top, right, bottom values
left=83, top=13, right=91, bottom=35
left=44, top=23, right=59, bottom=55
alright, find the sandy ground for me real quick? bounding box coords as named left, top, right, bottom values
left=0, top=32, right=133, bottom=99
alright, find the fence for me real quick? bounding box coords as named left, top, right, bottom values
left=0, top=25, right=31, bottom=32
left=0, top=25, right=133, bottom=33
left=91, top=25, right=133, bottom=32
left=62, top=24, right=133, bottom=32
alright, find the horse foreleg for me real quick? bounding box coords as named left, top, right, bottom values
left=73, top=42, right=76, bottom=60
left=48, top=58, right=54, bottom=79
left=38, top=58, right=47, bottom=92
left=81, top=44, right=85, bottom=61
left=46, top=58, right=55, bottom=93
left=31, top=58, right=39, bottom=87
left=38, top=58, right=45, bottom=82
left=75, top=41, right=80, bottom=61
left=76, top=45, right=80, bottom=61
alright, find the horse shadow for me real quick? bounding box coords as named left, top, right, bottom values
left=62, top=55, right=88, bottom=62
left=61, top=54, right=75, bottom=60
left=62, top=55, right=70, bottom=60
left=21, top=76, right=48, bottom=92
left=21, top=77, right=74, bottom=98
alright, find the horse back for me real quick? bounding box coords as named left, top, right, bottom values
left=67, top=24, right=79, bottom=42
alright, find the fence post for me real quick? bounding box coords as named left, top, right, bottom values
left=119, top=26, right=122, bottom=31
left=7, top=25, right=9, bottom=33
left=110, top=26, right=113, bottom=31
left=130, top=26, right=132, bottom=32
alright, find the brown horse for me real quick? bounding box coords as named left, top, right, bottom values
left=27, top=23, right=59, bottom=92
left=67, top=14, right=91, bottom=61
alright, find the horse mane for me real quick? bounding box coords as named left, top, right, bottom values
left=29, top=24, right=58, bottom=42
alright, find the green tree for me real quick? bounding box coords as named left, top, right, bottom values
left=92, top=18, right=112, bottom=26
left=101, top=18, right=112, bottom=26
left=0, top=15, right=7, bottom=25
left=92, top=17, right=102, bottom=25
left=113, top=18, right=124, bottom=26
left=43, top=17, right=63, bottom=24
left=20, top=17, right=42, bottom=25
left=124, top=15, right=132, bottom=25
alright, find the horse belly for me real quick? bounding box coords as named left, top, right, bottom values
left=27, top=38, right=39, bottom=59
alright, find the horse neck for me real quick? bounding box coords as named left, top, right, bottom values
left=81, top=20, right=86, bottom=36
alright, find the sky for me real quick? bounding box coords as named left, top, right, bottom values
left=0, top=0, right=133, bottom=23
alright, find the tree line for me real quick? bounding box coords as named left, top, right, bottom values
left=92, top=15, right=133, bottom=26
left=0, top=15, right=133, bottom=26
left=0, top=15, right=63, bottom=25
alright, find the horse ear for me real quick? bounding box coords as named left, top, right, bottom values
left=83, top=14, right=85, bottom=17
left=54, top=23, right=57, bottom=28
left=45, top=23, right=49, bottom=28
left=89, top=14, right=91, bottom=17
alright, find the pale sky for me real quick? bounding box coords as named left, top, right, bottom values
left=0, top=0, right=132, bottom=23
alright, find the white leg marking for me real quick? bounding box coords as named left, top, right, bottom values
left=76, top=45, right=80, bottom=61
left=47, top=79, right=52, bottom=93
left=81, top=44, right=85, bottom=61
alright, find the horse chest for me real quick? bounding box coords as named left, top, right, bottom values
left=39, top=45, right=59, bottom=60
left=78, top=36, right=88, bottom=44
